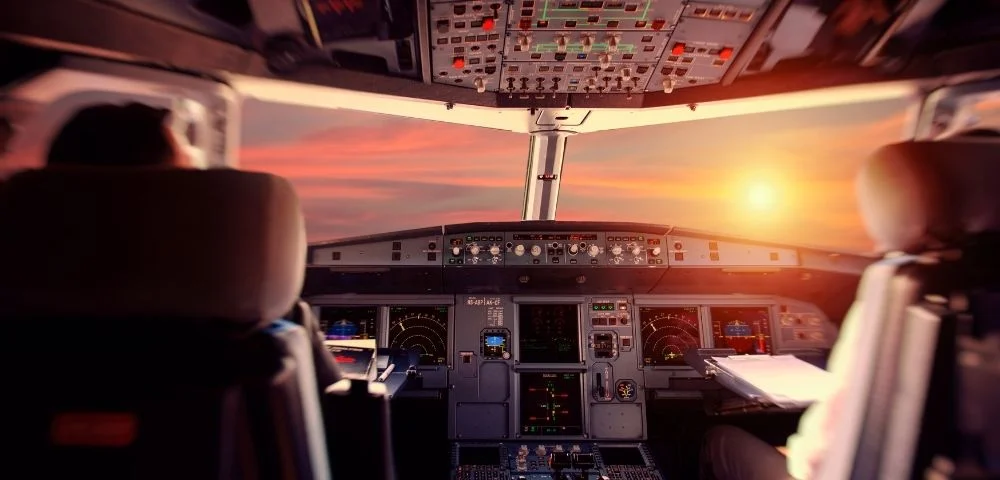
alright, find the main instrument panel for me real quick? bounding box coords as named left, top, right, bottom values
left=428, top=0, right=772, bottom=94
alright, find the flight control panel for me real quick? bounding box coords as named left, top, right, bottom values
left=308, top=292, right=837, bottom=479
left=305, top=223, right=859, bottom=479
left=429, top=0, right=772, bottom=95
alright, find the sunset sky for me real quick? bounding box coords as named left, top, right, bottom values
left=240, top=97, right=915, bottom=253
left=6, top=91, right=998, bottom=254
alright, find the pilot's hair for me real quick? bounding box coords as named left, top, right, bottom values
left=47, top=102, right=178, bottom=166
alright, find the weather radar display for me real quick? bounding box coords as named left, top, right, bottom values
left=639, top=307, right=702, bottom=366
left=710, top=306, right=772, bottom=354
left=388, top=305, right=449, bottom=365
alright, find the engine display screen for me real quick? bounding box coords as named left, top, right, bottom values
left=710, top=306, right=772, bottom=355
left=518, top=304, right=580, bottom=363
left=318, top=306, right=377, bottom=340
left=519, top=372, right=583, bottom=436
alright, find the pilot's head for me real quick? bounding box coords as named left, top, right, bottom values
left=46, top=102, right=189, bottom=167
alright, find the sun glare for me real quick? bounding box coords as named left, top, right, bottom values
left=746, top=181, right=778, bottom=211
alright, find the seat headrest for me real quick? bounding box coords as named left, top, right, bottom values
left=0, top=168, right=306, bottom=326
left=857, top=138, right=1000, bottom=253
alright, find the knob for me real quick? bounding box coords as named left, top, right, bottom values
left=514, top=244, right=526, bottom=256
left=517, top=34, right=532, bottom=50
left=611, top=245, right=623, bottom=256
left=518, top=445, right=529, bottom=456
left=530, top=245, right=542, bottom=257
left=474, top=77, right=486, bottom=93
left=536, top=445, right=546, bottom=456
left=650, top=246, right=662, bottom=256
left=607, top=35, right=620, bottom=53
left=489, top=245, right=501, bottom=255
left=469, top=245, right=481, bottom=256
left=631, top=246, right=643, bottom=256
left=555, top=35, right=568, bottom=53
left=599, top=53, right=611, bottom=69
left=451, top=246, right=462, bottom=256
left=581, top=35, right=594, bottom=53
left=586, top=77, right=598, bottom=88
left=587, top=245, right=600, bottom=257
left=663, top=78, right=675, bottom=93
left=621, top=67, right=632, bottom=78
left=568, top=244, right=580, bottom=254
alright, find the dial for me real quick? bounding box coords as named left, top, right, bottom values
left=514, top=244, right=526, bottom=256
left=469, top=244, right=481, bottom=256
left=530, top=245, right=542, bottom=257
left=489, top=244, right=501, bottom=256
left=587, top=245, right=601, bottom=257
left=639, top=306, right=701, bottom=366
left=388, top=305, right=449, bottom=366
left=610, top=245, right=623, bottom=256
left=630, top=244, right=643, bottom=256
left=568, top=243, right=580, bottom=255
left=615, top=380, right=637, bottom=401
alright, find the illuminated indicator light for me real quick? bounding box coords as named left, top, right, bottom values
left=453, top=57, right=465, bottom=69
left=671, top=43, right=686, bottom=55
left=483, top=17, right=495, bottom=31
left=51, top=412, right=137, bottom=447
left=519, top=18, right=531, bottom=29
left=719, top=47, right=734, bottom=59
left=651, top=19, right=666, bottom=30
left=634, top=20, right=646, bottom=28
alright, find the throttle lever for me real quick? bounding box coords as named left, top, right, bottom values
left=596, top=372, right=606, bottom=398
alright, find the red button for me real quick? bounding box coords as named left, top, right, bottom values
left=671, top=43, right=685, bottom=55
left=719, top=47, right=734, bottom=59
left=453, top=57, right=465, bottom=69
left=651, top=19, right=666, bottom=30
left=483, top=17, right=495, bottom=31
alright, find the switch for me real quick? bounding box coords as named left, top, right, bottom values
left=719, top=47, right=734, bottom=60
left=436, top=20, right=449, bottom=33
left=482, top=17, right=495, bottom=31
left=671, top=43, right=686, bottom=55
left=652, top=18, right=666, bottom=30
left=474, top=77, right=486, bottom=93
left=452, top=56, right=465, bottom=69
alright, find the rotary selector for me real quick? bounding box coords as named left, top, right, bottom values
left=514, top=244, right=526, bottom=256
left=530, top=245, right=542, bottom=257
left=587, top=244, right=601, bottom=257
left=568, top=243, right=580, bottom=255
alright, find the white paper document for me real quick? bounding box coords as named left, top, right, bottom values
left=711, top=355, right=833, bottom=408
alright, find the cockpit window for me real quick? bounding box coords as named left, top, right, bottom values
left=241, top=100, right=526, bottom=242
left=559, top=98, right=914, bottom=253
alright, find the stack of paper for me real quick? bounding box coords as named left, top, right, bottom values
left=711, top=355, right=833, bottom=408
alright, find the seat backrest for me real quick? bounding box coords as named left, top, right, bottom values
left=827, top=137, right=1000, bottom=479
left=0, top=167, right=331, bottom=479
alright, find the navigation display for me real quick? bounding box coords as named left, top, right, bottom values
left=519, top=372, right=583, bottom=436
left=388, top=305, right=449, bottom=366
left=639, top=306, right=701, bottom=366
left=710, top=306, right=772, bottom=355
left=318, top=306, right=377, bottom=340
left=518, top=304, right=580, bottom=363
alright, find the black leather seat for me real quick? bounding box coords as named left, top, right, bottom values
left=831, top=136, right=1000, bottom=479
left=0, top=167, right=332, bottom=479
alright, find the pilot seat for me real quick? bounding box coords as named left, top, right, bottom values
left=0, top=167, right=332, bottom=479
left=827, top=135, right=1000, bottom=479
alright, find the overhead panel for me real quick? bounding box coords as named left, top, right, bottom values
left=429, top=0, right=773, bottom=95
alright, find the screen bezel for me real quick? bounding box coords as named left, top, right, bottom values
left=636, top=305, right=703, bottom=367
left=515, top=302, right=584, bottom=365
left=707, top=305, right=774, bottom=354
left=515, top=371, right=587, bottom=439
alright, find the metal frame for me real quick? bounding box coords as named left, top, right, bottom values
left=909, top=77, right=1000, bottom=140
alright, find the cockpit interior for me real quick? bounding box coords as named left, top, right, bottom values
left=2, top=1, right=1000, bottom=479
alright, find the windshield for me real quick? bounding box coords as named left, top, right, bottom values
left=560, top=99, right=913, bottom=253
left=5, top=91, right=999, bottom=255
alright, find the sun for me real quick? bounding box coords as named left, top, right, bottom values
left=746, top=181, right=778, bottom=211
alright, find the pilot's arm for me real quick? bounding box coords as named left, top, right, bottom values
left=784, top=288, right=866, bottom=478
